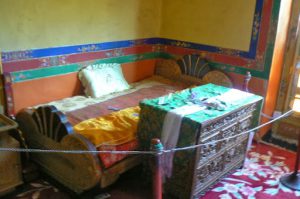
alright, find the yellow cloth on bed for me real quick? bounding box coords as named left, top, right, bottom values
left=73, top=106, right=140, bottom=147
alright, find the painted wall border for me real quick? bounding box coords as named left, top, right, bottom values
left=1, top=0, right=279, bottom=81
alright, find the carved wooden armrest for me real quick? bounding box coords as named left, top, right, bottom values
left=16, top=106, right=102, bottom=193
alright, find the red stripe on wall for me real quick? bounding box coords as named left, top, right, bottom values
left=257, top=0, right=272, bottom=55
left=2, top=45, right=154, bottom=73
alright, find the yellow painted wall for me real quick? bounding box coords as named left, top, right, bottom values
left=0, top=0, right=161, bottom=51
left=160, top=0, right=256, bottom=51
left=0, top=0, right=257, bottom=52
left=0, top=52, right=3, bottom=113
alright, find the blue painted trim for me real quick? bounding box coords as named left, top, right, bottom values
left=1, top=38, right=161, bottom=62
left=240, top=0, right=264, bottom=58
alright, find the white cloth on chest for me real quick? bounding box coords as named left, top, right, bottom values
left=161, top=104, right=205, bottom=178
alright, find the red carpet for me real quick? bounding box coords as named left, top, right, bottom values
left=6, top=142, right=300, bottom=199
left=202, top=142, right=300, bottom=199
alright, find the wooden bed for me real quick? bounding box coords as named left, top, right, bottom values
left=7, top=54, right=242, bottom=193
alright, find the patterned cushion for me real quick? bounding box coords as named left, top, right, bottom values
left=79, top=63, right=130, bottom=98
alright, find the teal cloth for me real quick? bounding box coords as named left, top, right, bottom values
left=142, top=83, right=263, bottom=125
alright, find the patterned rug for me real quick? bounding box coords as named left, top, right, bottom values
left=5, top=142, right=300, bottom=199
left=202, top=141, right=300, bottom=199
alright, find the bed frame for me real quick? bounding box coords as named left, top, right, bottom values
left=11, top=55, right=249, bottom=193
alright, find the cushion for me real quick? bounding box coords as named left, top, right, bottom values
left=202, top=70, right=233, bottom=88
left=79, top=63, right=130, bottom=98
left=155, top=59, right=182, bottom=80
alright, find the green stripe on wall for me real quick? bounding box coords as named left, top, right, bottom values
left=210, top=62, right=268, bottom=79
left=11, top=64, right=81, bottom=83
left=94, top=52, right=161, bottom=64
left=11, top=52, right=161, bottom=83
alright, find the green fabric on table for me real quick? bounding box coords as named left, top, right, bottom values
left=137, top=83, right=263, bottom=198
left=142, top=84, right=263, bottom=124
left=139, top=83, right=263, bottom=147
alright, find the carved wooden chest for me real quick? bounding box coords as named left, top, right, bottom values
left=138, top=84, right=263, bottom=199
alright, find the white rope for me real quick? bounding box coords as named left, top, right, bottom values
left=0, top=147, right=157, bottom=155
left=167, top=109, right=293, bottom=153
left=0, top=109, right=294, bottom=155
left=260, top=112, right=275, bottom=119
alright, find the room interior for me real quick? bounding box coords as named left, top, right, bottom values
left=1, top=0, right=300, bottom=198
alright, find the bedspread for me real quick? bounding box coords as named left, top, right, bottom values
left=31, top=76, right=184, bottom=168
left=74, top=106, right=140, bottom=168
left=66, top=83, right=183, bottom=125
left=74, top=106, right=140, bottom=147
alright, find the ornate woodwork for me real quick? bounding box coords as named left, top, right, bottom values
left=177, top=54, right=211, bottom=78
left=191, top=103, right=260, bottom=199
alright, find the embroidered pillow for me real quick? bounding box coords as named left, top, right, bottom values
left=79, top=63, right=130, bottom=98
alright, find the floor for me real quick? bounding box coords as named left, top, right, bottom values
left=2, top=140, right=300, bottom=199
left=4, top=164, right=153, bottom=199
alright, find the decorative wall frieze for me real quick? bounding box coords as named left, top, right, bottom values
left=1, top=0, right=278, bottom=81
